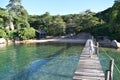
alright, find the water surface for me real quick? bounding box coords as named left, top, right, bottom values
left=99, top=47, right=120, bottom=80
left=0, top=43, right=83, bottom=80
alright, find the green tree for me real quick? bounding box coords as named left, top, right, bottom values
left=18, top=27, right=35, bottom=40
left=0, top=29, right=6, bottom=38
left=75, top=10, right=100, bottom=33
left=108, top=2, right=120, bottom=40
left=6, top=0, right=30, bottom=30
left=0, top=8, right=9, bottom=29
left=40, top=12, right=53, bottom=34
left=51, top=15, right=66, bottom=35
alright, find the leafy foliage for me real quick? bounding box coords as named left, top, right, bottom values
left=0, top=0, right=120, bottom=41
left=0, top=29, right=6, bottom=38
left=94, top=1, right=120, bottom=41
left=18, top=27, right=35, bottom=40
left=0, top=8, right=9, bottom=28
left=29, top=12, right=66, bottom=36
left=6, top=0, right=30, bottom=30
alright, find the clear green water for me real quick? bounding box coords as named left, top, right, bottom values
left=99, top=47, right=120, bottom=80
left=0, top=43, right=83, bottom=80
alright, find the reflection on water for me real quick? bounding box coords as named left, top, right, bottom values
left=0, top=43, right=83, bottom=80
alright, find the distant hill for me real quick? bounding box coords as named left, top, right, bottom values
left=93, top=1, right=120, bottom=41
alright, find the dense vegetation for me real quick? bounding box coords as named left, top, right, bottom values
left=0, top=0, right=35, bottom=40
left=28, top=10, right=100, bottom=36
left=0, top=0, right=120, bottom=41
left=93, top=1, right=120, bottom=41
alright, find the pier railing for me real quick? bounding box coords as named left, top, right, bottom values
left=73, top=36, right=120, bottom=80
left=93, top=37, right=115, bottom=80
left=99, top=43, right=120, bottom=80
left=105, top=59, right=114, bottom=80
left=73, top=38, right=105, bottom=80
left=94, top=37, right=120, bottom=80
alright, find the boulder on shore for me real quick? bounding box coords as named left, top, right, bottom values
left=111, top=40, right=120, bottom=48
left=0, top=38, right=6, bottom=44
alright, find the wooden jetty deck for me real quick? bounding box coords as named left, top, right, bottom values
left=73, top=39, right=105, bottom=80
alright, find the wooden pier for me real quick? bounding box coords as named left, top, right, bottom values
left=73, top=39, right=105, bottom=80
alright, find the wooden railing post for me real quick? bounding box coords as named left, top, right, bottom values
left=95, top=42, right=99, bottom=55
left=110, top=59, right=114, bottom=80
left=96, top=42, right=99, bottom=55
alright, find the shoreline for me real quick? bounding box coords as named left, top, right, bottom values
left=14, top=39, right=88, bottom=44
left=1, top=38, right=120, bottom=50
left=0, top=38, right=87, bottom=49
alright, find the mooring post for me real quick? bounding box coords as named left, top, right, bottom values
left=106, top=70, right=110, bottom=80
left=110, top=59, right=114, bottom=80
left=105, top=59, right=114, bottom=80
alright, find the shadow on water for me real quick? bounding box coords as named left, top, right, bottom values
left=11, top=44, right=72, bottom=80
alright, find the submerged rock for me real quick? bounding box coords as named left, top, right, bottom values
left=0, top=38, right=6, bottom=44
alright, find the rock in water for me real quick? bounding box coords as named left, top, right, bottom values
left=111, top=40, right=120, bottom=48
left=0, top=38, right=6, bottom=44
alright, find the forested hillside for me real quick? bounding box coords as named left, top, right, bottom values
left=93, top=1, right=120, bottom=41
left=0, top=0, right=35, bottom=40
left=0, top=0, right=120, bottom=41
left=28, top=10, right=100, bottom=36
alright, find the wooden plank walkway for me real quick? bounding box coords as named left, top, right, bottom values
left=73, top=39, right=105, bottom=80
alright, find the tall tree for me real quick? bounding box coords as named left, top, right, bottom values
left=0, top=8, right=9, bottom=28
left=40, top=12, right=53, bottom=34
left=52, top=15, right=66, bottom=35
left=6, top=0, right=30, bottom=30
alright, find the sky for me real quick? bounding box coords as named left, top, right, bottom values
left=0, top=0, right=114, bottom=15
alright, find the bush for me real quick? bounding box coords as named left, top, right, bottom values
left=18, top=27, right=35, bottom=40
left=110, top=32, right=120, bottom=41
left=0, top=29, right=6, bottom=38
left=4, top=29, right=16, bottom=40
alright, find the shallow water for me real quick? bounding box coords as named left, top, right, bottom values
left=0, top=43, right=83, bottom=80
left=99, top=47, right=120, bottom=80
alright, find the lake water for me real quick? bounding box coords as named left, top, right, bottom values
left=0, top=43, right=83, bottom=80
left=99, top=47, right=120, bottom=80
left=1, top=43, right=120, bottom=80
